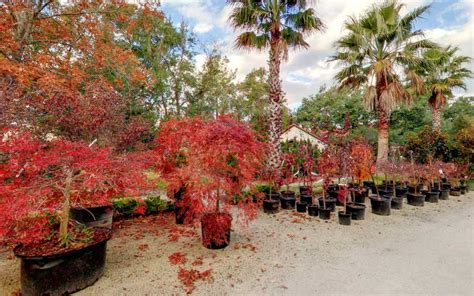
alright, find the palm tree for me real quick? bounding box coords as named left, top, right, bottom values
left=415, top=46, right=472, bottom=132
left=228, top=0, right=324, bottom=169
left=331, top=0, right=436, bottom=163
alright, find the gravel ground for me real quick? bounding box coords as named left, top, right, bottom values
left=1, top=192, right=473, bottom=296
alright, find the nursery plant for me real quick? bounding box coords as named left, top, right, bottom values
left=154, top=116, right=264, bottom=248
left=317, top=148, right=338, bottom=219
left=0, top=131, right=148, bottom=295
left=347, top=142, right=373, bottom=219
left=280, top=152, right=297, bottom=209
left=406, top=162, right=425, bottom=206
left=337, top=185, right=351, bottom=225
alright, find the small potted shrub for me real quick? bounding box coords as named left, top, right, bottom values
left=155, top=116, right=264, bottom=249
left=424, top=160, right=440, bottom=203
left=297, top=144, right=316, bottom=204
left=0, top=132, right=146, bottom=295
left=337, top=185, right=351, bottom=225
left=317, top=149, right=338, bottom=219
left=280, top=152, right=297, bottom=209
left=443, top=163, right=462, bottom=196
left=261, top=166, right=282, bottom=214
left=346, top=142, right=372, bottom=219
left=369, top=164, right=391, bottom=216
left=406, top=163, right=425, bottom=206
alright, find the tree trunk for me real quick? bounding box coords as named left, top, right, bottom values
left=267, top=42, right=283, bottom=170
left=59, top=170, right=73, bottom=245
left=376, top=106, right=389, bottom=163
left=432, top=105, right=441, bottom=132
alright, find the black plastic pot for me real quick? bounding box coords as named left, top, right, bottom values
left=300, top=194, right=313, bottom=205
left=390, top=196, right=403, bottom=210
left=369, top=195, right=391, bottom=216
left=353, top=190, right=366, bottom=204
left=201, top=212, right=232, bottom=249
left=408, top=184, right=423, bottom=194
left=70, top=205, right=113, bottom=229
left=307, top=205, right=319, bottom=216
left=395, top=187, right=408, bottom=197
left=363, top=181, right=375, bottom=188
left=425, top=191, right=439, bottom=203
left=346, top=203, right=366, bottom=220
left=263, top=198, right=280, bottom=214
left=318, top=197, right=337, bottom=212
left=460, top=185, right=467, bottom=195
left=407, top=193, right=425, bottom=206
left=450, top=188, right=461, bottom=196
left=299, top=185, right=312, bottom=196
left=377, top=189, right=390, bottom=197
left=296, top=202, right=308, bottom=213
left=318, top=208, right=331, bottom=220
left=439, top=189, right=450, bottom=200
left=338, top=211, right=351, bottom=225
left=280, top=195, right=296, bottom=209
left=14, top=229, right=111, bottom=296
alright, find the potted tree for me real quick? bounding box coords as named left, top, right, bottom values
left=347, top=142, right=372, bottom=219
left=369, top=163, right=391, bottom=216
left=337, top=185, right=352, bottom=225
left=155, top=116, right=264, bottom=249
left=317, top=149, right=338, bottom=219
left=0, top=132, right=146, bottom=295
left=443, top=163, right=461, bottom=196
left=424, top=160, right=440, bottom=203
left=406, top=163, right=425, bottom=206
left=298, top=144, right=316, bottom=205
left=280, top=152, right=297, bottom=209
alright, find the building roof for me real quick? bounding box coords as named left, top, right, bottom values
left=280, top=124, right=328, bottom=148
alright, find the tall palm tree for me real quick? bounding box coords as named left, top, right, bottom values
left=228, top=0, right=324, bottom=169
left=331, top=0, right=435, bottom=163
left=415, top=46, right=472, bottom=132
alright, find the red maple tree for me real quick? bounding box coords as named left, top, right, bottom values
left=0, top=131, right=149, bottom=247
left=154, top=116, right=265, bottom=245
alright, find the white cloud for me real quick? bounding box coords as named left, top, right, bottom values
left=163, top=0, right=474, bottom=105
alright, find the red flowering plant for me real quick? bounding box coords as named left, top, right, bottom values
left=281, top=152, right=296, bottom=194
left=317, top=147, right=338, bottom=209
left=0, top=131, right=149, bottom=253
left=154, top=116, right=265, bottom=247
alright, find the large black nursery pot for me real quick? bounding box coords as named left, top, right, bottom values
left=296, top=201, right=308, bottom=213
left=460, top=185, right=467, bottom=195
left=450, top=188, right=461, bottom=196
left=280, top=191, right=296, bottom=209
left=407, top=193, right=425, bottom=206
left=353, top=189, right=366, bottom=204
left=439, top=189, right=450, bottom=200
left=307, top=205, right=319, bottom=216
left=318, top=197, right=337, bottom=212
left=395, top=186, right=408, bottom=198
left=201, top=212, right=232, bottom=249
left=318, top=207, right=331, bottom=220
left=338, top=211, right=351, bottom=226
left=263, top=193, right=280, bottom=214
left=70, top=205, right=113, bottom=229
left=369, top=195, right=391, bottom=216
left=425, top=191, right=439, bottom=203
left=390, top=195, right=403, bottom=210
left=14, top=228, right=111, bottom=296
left=346, top=203, right=366, bottom=220
left=300, top=194, right=313, bottom=205
left=408, top=184, right=423, bottom=194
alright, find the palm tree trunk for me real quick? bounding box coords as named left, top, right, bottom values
left=432, top=105, right=441, bottom=132
left=267, top=43, right=283, bottom=170
left=376, top=106, right=389, bottom=163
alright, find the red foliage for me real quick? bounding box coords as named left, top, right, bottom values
left=0, top=131, right=149, bottom=246
left=177, top=268, right=212, bottom=294
left=350, top=142, right=374, bottom=185
left=168, top=252, right=188, bottom=265
left=317, top=148, right=338, bottom=190
left=154, top=116, right=265, bottom=232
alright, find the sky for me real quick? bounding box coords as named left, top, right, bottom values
left=160, top=0, right=474, bottom=109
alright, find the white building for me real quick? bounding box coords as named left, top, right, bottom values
left=280, top=124, right=328, bottom=151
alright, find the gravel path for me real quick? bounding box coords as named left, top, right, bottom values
left=1, top=192, right=473, bottom=295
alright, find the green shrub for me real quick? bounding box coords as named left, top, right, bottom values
left=145, top=196, right=170, bottom=214
left=112, top=198, right=139, bottom=217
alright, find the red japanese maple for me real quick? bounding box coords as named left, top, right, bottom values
left=349, top=142, right=374, bottom=187
left=154, top=116, right=265, bottom=245
left=317, top=147, right=338, bottom=209
left=0, top=131, right=149, bottom=246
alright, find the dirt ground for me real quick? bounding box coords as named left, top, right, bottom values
left=1, top=192, right=473, bottom=296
